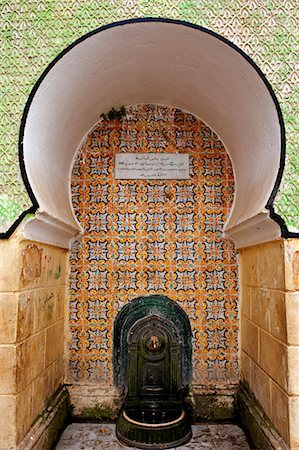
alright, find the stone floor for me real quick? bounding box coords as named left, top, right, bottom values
left=55, top=423, right=251, bottom=449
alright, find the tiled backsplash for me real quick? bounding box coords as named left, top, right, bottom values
left=68, top=105, right=239, bottom=386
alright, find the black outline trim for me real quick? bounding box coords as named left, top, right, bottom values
left=1, top=17, right=296, bottom=239
left=0, top=207, right=36, bottom=239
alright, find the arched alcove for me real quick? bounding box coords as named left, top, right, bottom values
left=20, top=18, right=284, bottom=249
left=67, top=104, right=239, bottom=387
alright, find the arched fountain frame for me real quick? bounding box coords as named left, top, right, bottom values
left=18, top=18, right=287, bottom=248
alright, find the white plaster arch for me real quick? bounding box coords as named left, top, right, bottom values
left=21, top=19, right=284, bottom=249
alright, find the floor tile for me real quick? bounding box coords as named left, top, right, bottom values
left=56, top=423, right=251, bottom=449
left=208, top=424, right=251, bottom=449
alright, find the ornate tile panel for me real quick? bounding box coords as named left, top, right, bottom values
left=68, top=104, right=239, bottom=386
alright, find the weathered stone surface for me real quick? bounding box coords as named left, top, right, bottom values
left=292, top=252, right=299, bottom=290
left=33, top=289, right=56, bottom=333
left=288, top=347, right=299, bottom=395
left=250, top=287, right=270, bottom=332
left=241, top=318, right=258, bottom=363
left=284, top=239, right=299, bottom=292
left=0, top=345, right=16, bottom=394
left=43, top=245, right=67, bottom=288
left=0, top=233, right=67, bottom=449
left=268, top=290, right=287, bottom=343
left=240, top=239, right=299, bottom=449
left=240, top=285, right=251, bottom=319
left=257, top=241, right=285, bottom=290
left=289, top=397, right=299, bottom=449
left=32, top=365, right=54, bottom=420
left=0, top=396, right=16, bottom=448
left=270, top=381, right=290, bottom=445
left=240, top=350, right=251, bottom=384
left=0, top=293, right=18, bottom=343
left=53, top=355, right=65, bottom=393
left=67, top=385, right=121, bottom=420
left=239, top=384, right=289, bottom=450
left=191, top=394, right=236, bottom=422
left=16, top=332, right=45, bottom=390
left=259, top=330, right=288, bottom=392
left=286, top=292, right=299, bottom=345
left=20, top=244, right=42, bottom=289
left=18, top=387, right=69, bottom=450
left=0, top=239, right=21, bottom=291
left=45, top=320, right=64, bottom=366
left=250, top=361, right=271, bottom=419
left=17, top=292, right=34, bottom=342
left=239, top=246, right=258, bottom=287
left=55, top=423, right=250, bottom=449
left=16, top=383, right=34, bottom=444
left=55, top=286, right=66, bottom=322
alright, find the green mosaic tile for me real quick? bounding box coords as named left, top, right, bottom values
left=0, top=0, right=298, bottom=233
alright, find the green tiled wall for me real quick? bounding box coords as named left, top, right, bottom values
left=0, top=0, right=298, bottom=233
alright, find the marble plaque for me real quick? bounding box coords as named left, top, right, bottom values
left=115, top=153, right=189, bottom=180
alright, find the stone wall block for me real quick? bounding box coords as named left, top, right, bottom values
left=45, top=320, right=64, bottom=367
left=16, top=292, right=34, bottom=342
left=239, top=248, right=258, bottom=286
left=55, top=286, right=66, bottom=322
left=0, top=236, right=68, bottom=449
left=270, top=380, right=290, bottom=445
left=0, top=396, right=16, bottom=448
left=251, top=288, right=270, bottom=331
left=43, top=247, right=67, bottom=288
left=241, top=317, right=259, bottom=363
left=268, top=290, right=287, bottom=343
left=33, top=289, right=56, bottom=333
left=0, top=293, right=18, bottom=343
left=286, top=292, right=299, bottom=345
left=16, top=332, right=45, bottom=391
left=250, top=360, right=272, bottom=419
left=32, top=364, right=54, bottom=421
left=20, top=243, right=43, bottom=291
left=259, top=330, right=288, bottom=391
left=0, top=346, right=16, bottom=394
left=240, top=350, right=251, bottom=384
left=0, top=239, right=20, bottom=292
left=257, top=241, right=285, bottom=289
left=16, top=383, right=34, bottom=444
left=284, top=240, right=299, bottom=292
left=292, top=251, right=299, bottom=290
left=287, top=347, right=299, bottom=395
left=240, top=285, right=251, bottom=319
left=289, top=396, right=299, bottom=449
left=53, top=355, right=65, bottom=393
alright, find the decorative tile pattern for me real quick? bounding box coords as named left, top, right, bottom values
left=68, top=104, right=239, bottom=386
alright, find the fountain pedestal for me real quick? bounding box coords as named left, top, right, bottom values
left=116, top=312, right=192, bottom=449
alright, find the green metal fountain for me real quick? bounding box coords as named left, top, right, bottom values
left=114, top=295, right=192, bottom=449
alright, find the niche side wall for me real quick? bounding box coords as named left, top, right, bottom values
left=240, top=239, right=299, bottom=449
left=67, top=104, right=239, bottom=418
left=0, top=230, right=68, bottom=449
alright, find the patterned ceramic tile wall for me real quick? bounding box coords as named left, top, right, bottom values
left=69, top=104, right=239, bottom=386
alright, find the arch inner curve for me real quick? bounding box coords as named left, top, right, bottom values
left=21, top=18, right=284, bottom=248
